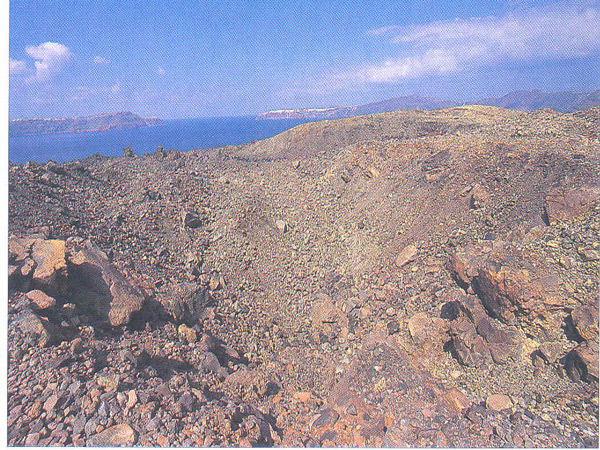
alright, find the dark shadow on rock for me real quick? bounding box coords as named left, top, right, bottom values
left=563, top=314, right=584, bottom=343
left=210, top=335, right=248, bottom=367
left=127, top=297, right=170, bottom=331
left=443, top=339, right=461, bottom=364
left=68, top=261, right=113, bottom=325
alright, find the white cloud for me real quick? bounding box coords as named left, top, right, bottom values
left=94, top=56, right=111, bottom=65
left=360, top=1, right=600, bottom=82
left=156, top=66, right=165, bottom=76
left=9, top=58, right=27, bottom=76
left=25, top=42, right=73, bottom=83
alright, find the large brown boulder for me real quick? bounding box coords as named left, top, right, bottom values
left=544, top=186, right=599, bottom=224
left=31, top=239, right=67, bottom=294
left=87, top=424, right=136, bottom=446
left=566, top=341, right=599, bottom=382
left=570, top=304, right=599, bottom=342
left=68, top=242, right=145, bottom=327
left=449, top=241, right=572, bottom=342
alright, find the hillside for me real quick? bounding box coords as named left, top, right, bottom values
left=7, top=106, right=599, bottom=447
left=9, top=112, right=164, bottom=137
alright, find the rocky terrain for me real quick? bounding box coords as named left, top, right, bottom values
left=7, top=105, right=599, bottom=447
left=9, top=112, right=163, bottom=137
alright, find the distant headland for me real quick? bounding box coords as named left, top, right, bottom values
left=257, top=90, right=600, bottom=120
left=9, top=112, right=164, bottom=136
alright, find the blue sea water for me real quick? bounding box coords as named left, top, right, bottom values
left=8, top=116, right=314, bottom=164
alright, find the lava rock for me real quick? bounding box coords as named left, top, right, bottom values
left=68, top=241, right=145, bottom=327
left=87, top=424, right=136, bottom=446
left=566, top=341, right=599, bottom=382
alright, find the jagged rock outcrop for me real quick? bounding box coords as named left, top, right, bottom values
left=448, top=241, right=573, bottom=342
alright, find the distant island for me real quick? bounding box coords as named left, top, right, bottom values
left=9, top=111, right=164, bottom=137
left=257, top=90, right=600, bottom=120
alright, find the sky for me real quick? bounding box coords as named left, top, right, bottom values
left=8, top=0, right=600, bottom=119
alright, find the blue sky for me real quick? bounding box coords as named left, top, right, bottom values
left=9, top=0, right=600, bottom=119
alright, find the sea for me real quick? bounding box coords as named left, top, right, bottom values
left=8, top=116, right=314, bottom=164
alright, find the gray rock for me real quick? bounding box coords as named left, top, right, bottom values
left=201, top=351, right=227, bottom=378
left=12, top=309, right=64, bottom=347
left=161, top=283, right=210, bottom=324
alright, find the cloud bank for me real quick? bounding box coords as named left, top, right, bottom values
left=360, top=1, right=600, bottom=83
left=25, top=42, right=73, bottom=83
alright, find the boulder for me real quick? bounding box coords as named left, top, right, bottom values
left=407, top=312, right=449, bottom=349
left=473, top=259, right=567, bottom=341
left=178, top=324, right=198, bottom=343
left=12, top=310, right=64, bottom=346
left=444, top=296, right=522, bottom=366
left=68, top=242, right=145, bottom=327
left=544, top=186, right=599, bottom=224
left=87, top=424, right=136, bottom=446
left=486, top=394, right=513, bottom=412
left=182, top=211, right=202, bottom=228
left=537, top=342, right=563, bottom=364
left=30, top=239, right=68, bottom=296
left=570, top=305, right=599, bottom=342
left=446, top=244, right=495, bottom=289
left=449, top=317, right=492, bottom=367
left=566, top=341, right=599, bottom=382
left=474, top=316, right=522, bottom=364
left=201, top=351, right=228, bottom=379
left=162, top=283, right=211, bottom=324
left=9, top=236, right=34, bottom=263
